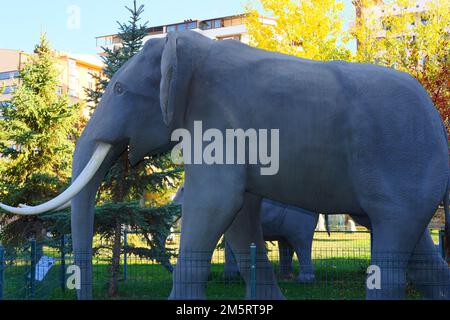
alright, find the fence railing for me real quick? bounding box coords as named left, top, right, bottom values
left=0, top=229, right=446, bottom=300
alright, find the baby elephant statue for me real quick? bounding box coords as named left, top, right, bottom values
left=174, top=186, right=318, bottom=283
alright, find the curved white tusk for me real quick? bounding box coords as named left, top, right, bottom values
left=0, top=143, right=112, bottom=216
left=18, top=202, right=70, bottom=212
left=53, top=201, right=71, bottom=212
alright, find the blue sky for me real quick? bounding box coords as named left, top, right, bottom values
left=1, top=0, right=355, bottom=55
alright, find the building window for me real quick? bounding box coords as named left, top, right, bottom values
left=168, top=21, right=198, bottom=32
left=69, top=88, right=78, bottom=97
left=0, top=101, right=13, bottom=120
left=200, top=21, right=212, bottom=30
left=0, top=71, right=19, bottom=81
left=188, top=21, right=197, bottom=29
left=0, top=101, right=12, bottom=112
left=214, top=19, right=223, bottom=28
left=97, top=36, right=114, bottom=46
left=218, top=35, right=242, bottom=42
left=148, top=26, right=164, bottom=34
left=200, top=19, right=223, bottom=30
left=2, top=86, right=17, bottom=94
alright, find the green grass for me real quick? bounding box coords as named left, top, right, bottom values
left=2, top=258, right=422, bottom=300
left=1, top=230, right=438, bottom=300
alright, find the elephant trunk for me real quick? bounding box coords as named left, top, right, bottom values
left=70, top=133, right=127, bottom=300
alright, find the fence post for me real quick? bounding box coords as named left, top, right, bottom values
left=439, top=229, right=446, bottom=259
left=250, top=243, right=257, bottom=300
left=0, top=246, right=4, bottom=300
left=123, top=228, right=128, bottom=281
left=29, top=239, right=36, bottom=300
left=60, top=235, right=66, bottom=292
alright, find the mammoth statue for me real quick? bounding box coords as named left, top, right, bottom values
left=1, top=31, right=448, bottom=300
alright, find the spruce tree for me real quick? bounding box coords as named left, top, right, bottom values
left=0, top=34, right=83, bottom=248
left=84, top=1, right=182, bottom=297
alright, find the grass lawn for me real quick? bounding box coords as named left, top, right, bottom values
left=1, top=230, right=438, bottom=300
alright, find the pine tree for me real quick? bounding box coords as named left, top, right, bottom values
left=84, top=1, right=182, bottom=297
left=0, top=34, right=83, bottom=248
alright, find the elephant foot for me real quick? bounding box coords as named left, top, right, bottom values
left=298, top=272, right=316, bottom=284
left=169, top=280, right=207, bottom=300
left=169, top=251, right=212, bottom=300
left=74, top=252, right=94, bottom=300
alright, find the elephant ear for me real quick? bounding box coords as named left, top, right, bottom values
left=160, top=32, right=212, bottom=128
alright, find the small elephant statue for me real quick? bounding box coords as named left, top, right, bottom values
left=173, top=186, right=317, bottom=282
left=225, top=199, right=319, bottom=283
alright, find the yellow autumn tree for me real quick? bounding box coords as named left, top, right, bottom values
left=352, top=0, right=450, bottom=137
left=245, top=0, right=351, bottom=60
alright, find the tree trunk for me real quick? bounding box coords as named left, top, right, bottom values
left=108, top=220, right=122, bottom=298
left=108, top=153, right=129, bottom=298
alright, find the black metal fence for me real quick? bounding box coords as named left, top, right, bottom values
left=0, top=229, right=446, bottom=300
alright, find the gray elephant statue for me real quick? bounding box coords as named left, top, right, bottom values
left=1, top=31, right=449, bottom=300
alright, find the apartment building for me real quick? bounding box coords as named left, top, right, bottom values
left=354, top=0, right=433, bottom=39
left=96, top=13, right=275, bottom=55
left=0, top=49, right=27, bottom=104
left=0, top=49, right=103, bottom=105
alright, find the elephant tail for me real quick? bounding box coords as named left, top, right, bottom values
left=325, top=215, right=330, bottom=236
left=445, top=177, right=450, bottom=259
left=442, top=122, right=450, bottom=259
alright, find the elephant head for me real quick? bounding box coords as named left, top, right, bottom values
left=0, top=31, right=212, bottom=299
left=0, top=31, right=212, bottom=215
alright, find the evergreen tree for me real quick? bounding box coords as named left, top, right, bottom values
left=0, top=34, right=83, bottom=247
left=84, top=1, right=182, bottom=297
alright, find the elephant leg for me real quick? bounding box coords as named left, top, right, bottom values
left=278, top=239, right=294, bottom=279
left=367, top=217, right=426, bottom=300
left=157, top=234, right=173, bottom=273
left=169, top=167, right=245, bottom=300
left=407, top=230, right=450, bottom=299
left=223, top=240, right=240, bottom=280
left=295, top=244, right=315, bottom=284
left=281, top=209, right=317, bottom=283
left=225, top=193, right=285, bottom=300
left=71, top=202, right=95, bottom=300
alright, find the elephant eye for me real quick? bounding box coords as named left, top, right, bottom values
left=114, top=82, right=124, bottom=95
